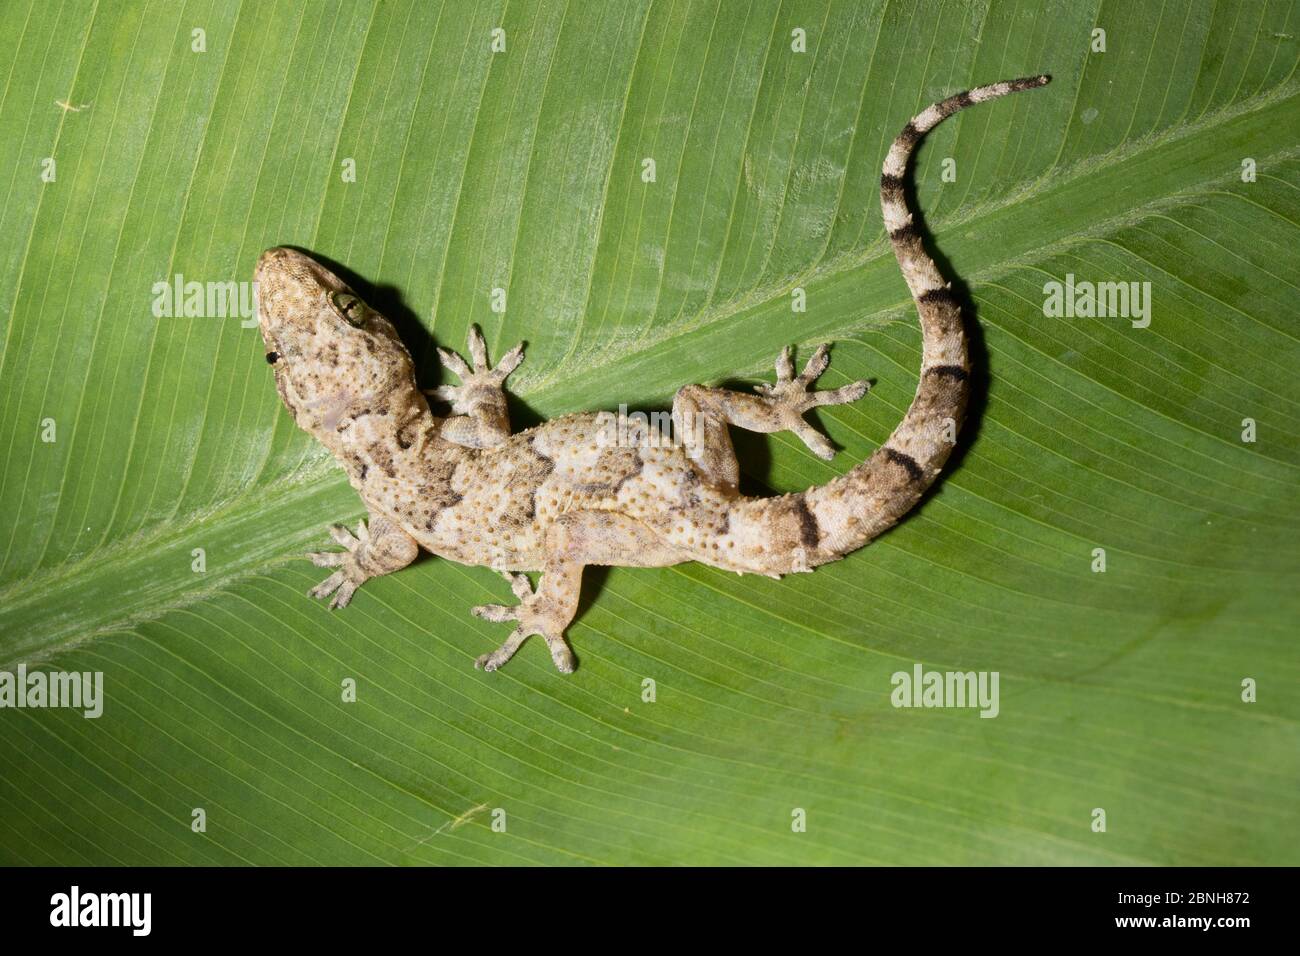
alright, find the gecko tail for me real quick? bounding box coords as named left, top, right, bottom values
left=761, top=75, right=1049, bottom=567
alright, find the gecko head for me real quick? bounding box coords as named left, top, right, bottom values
left=255, top=247, right=418, bottom=435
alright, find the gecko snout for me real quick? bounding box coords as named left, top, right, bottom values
left=255, top=246, right=321, bottom=296
left=254, top=246, right=337, bottom=333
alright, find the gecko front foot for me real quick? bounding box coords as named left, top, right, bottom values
left=306, top=516, right=419, bottom=610
left=753, top=344, right=870, bottom=460
left=426, top=324, right=523, bottom=412
left=471, top=572, right=576, bottom=674
left=307, top=522, right=372, bottom=609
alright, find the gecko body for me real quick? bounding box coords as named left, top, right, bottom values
left=255, top=75, right=1050, bottom=672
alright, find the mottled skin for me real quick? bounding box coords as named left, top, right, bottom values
left=256, top=76, right=1049, bottom=673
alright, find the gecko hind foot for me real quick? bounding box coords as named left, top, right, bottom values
left=754, top=344, right=870, bottom=460
left=471, top=572, right=576, bottom=674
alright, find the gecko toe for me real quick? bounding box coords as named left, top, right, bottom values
left=310, top=571, right=345, bottom=600
left=505, top=572, right=535, bottom=601
left=328, top=580, right=358, bottom=610
left=328, top=523, right=361, bottom=550
left=811, top=379, right=871, bottom=408
left=472, top=603, right=517, bottom=623
left=796, top=343, right=831, bottom=384
left=548, top=640, right=576, bottom=674
left=493, top=343, right=525, bottom=380
left=475, top=624, right=529, bottom=672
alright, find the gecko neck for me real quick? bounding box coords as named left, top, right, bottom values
left=316, top=384, right=463, bottom=488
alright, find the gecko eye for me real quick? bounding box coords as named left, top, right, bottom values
left=328, top=291, right=366, bottom=326
left=266, top=351, right=280, bottom=364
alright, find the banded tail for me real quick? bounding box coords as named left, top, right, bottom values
left=733, top=75, right=1051, bottom=570
left=810, top=74, right=1050, bottom=557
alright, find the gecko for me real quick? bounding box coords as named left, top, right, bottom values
left=255, top=75, right=1050, bottom=673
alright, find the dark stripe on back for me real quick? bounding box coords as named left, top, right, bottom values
left=884, top=447, right=923, bottom=482
left=925, top=364, right=969, bottom=383
left=794, top=495, right=821, bottom=550
left=612, top=450, right=644, bottom=494
left=529, top=434, right=554, bottom=466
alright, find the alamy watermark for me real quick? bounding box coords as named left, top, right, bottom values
left=0, top=665, right=103, bottom=718
left=50, top=886, right=150, bottom=936
left=152, top=274, right=259, bottom=327
left=594, top=404, right=705, bottom=453
left=1043, top=273, right=1151, bottom=328
left=891, top=663, right=999, bottom=718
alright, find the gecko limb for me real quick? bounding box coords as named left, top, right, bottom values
left=471, top=571, right=574, bottom=673
left=471, top=511, right=681, bottom=673
left=307, top=513, right=418, bottom=609
left=672, top=344, right=869, bottom=490
left=428, top=324, right=524, bottom=449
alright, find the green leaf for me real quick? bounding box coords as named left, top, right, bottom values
left=1, top=0, right=1297, bottom=865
